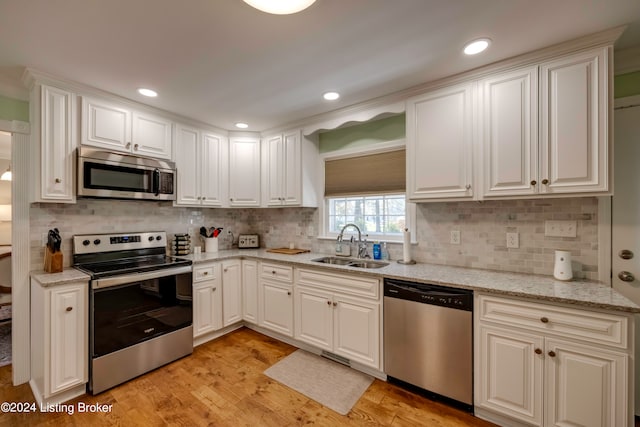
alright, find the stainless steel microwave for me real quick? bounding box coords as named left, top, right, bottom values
left=77, top=147, right=176, bottom=201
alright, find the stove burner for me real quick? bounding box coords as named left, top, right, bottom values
left=76, top=255, right=191, bottom=279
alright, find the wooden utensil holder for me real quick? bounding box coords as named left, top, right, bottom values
left=44, top=247, right=63, bottom=273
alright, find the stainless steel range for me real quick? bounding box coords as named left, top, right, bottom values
left=73, top=231, right=193, bottom=395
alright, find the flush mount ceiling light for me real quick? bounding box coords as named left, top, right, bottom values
left=137, top=88, right=158, bottom=97
left=463, top=38, right=491, bottom=55
left=0, top=164, right=11, bottom=181
left=323, top=91, right=340, bottom=101
left=235, top=122, right=249, bottom=129
left=243, top=0, right=316, bottom=15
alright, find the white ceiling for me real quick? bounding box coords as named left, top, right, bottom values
left=1, top=0, right=639, bottom=131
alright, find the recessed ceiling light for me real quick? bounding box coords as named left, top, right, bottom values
left=323, top=92, right=340, bottom=101
left=235, top=122, right=249, bottom=129
left=243, top=0, right=316, bottom=15
left=137, top=88, right=158, bottom=97
left=463, top=38, right=491, bottom=55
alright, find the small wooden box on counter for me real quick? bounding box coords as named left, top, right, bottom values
left=43, top=247, right=63, bottom=273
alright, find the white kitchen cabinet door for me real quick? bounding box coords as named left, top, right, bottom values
left=482, top=67, right=539, bottom=197
left=173, top=124, right=201, bottom=206
left=201, top=132, right=226, bottom=207
left=263, top=134, right=284, bottom=206
left=260, top=282, right=293, bottom=337
left=193, top=281, right=222, bottom=337
left=539, top=47, right=609, bottom=194
left=49, top=282, right=87, bottom=396
left=131, top=111, right=172, bottom=159
left=222, top=260, right=242, bottom=327
left=242, top=260, right=258, bottom=324
left=333, top=294, right=380, bottom=368
left=40, top=85, right=76, bottom=202
left=81, top=96, right=131, bottom=152
left=476, top=324, right=544, bottom=427
left=228, top=136, right=261, bottom=207
left=282, top=130, right=302, bottom=205
left=406, top=82, right=474, bottom=200
left=294, top=286, right=333, bottom=351
left=544, top=339, right=628, bottom=427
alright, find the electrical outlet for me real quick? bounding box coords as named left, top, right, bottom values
left=544, top=220, right=577, bottom=237
left=450, top=230, right=461, bottom=245
left=506, top=232, right=519, bottom=249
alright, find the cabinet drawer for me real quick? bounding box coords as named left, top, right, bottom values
left=193, top=263, right=218, bottom=283
left=477, top=294, right=628, bottom=348
left=260, top=263, right=293, bottom=283
left=296, top=268, right=380, bottom=300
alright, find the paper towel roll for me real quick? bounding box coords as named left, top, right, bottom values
left=553, top=250, right=572, bottom=281
left=403, top=229, right=411, bottom=263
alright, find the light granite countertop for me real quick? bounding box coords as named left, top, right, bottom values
left=29, top=249, right=639, bottom=313
left=182, top=249, right=640, bottom=314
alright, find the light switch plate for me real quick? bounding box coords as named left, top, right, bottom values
left=506, top=232, right=519, bottom=248
left=544, top=220, right=577, bottom=238
left=450, top=230, right=461, bottom=245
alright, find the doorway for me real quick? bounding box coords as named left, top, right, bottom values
left=611, top=94, right=640, bottom=416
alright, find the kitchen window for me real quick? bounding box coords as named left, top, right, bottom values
left=326, top=194, right=406, bottom=241
left=320, top=142, right=413, bottom=242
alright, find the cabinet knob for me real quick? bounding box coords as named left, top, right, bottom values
left=541, top=179, right=549, bottom=185
left=212, top=287, right=217, bottom=291
left=224, top=268, right=228, bottom=272
left=65, top=306, right=73, bottom=312
left=55, top=178, right=61, bottom=183
left=327, top=300, right=331, bottom=306
left=465, top=184, right=471, bottom=190
left=534, top=348, right=542, bottom=355
left=618, top=271, right=635, bottom=282
left=230, top=198, right=234, bottom=202
left=548, top=350, right=556, bottom=358
left=332, top=302, right=337, bottom=307
left=619, top=249, right=634, bottom=260
left=197, top=197, right=202, bottom=200
left=126, top=142, right=131, bottom=149
left=530, top=180, right=537, bottom=186
left=272, top=270, right=276, bottom=275
left=202, top=197, right=206, bottom=200
left=134, top=144, right=139, bottom=151
left=203, top=271, right=208, bottom=275
left=540, top=317, right=549, bottom=323
left=287, top=291, right=291, bottom=296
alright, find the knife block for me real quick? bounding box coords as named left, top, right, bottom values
left=44, top=247, right=63, bottom=273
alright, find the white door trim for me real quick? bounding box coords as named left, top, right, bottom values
left=0, top=119, right=30, bottom=385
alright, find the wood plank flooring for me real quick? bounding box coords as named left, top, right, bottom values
left=0, top=327, right=497, bottom=426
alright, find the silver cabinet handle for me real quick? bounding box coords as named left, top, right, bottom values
left=134, top=144, right=139, bottom=151
left=126, top=142, right=131, bottom=149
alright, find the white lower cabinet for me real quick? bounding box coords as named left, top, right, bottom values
left=258, top=262, right=294, bottom=336
left=193, top=263, right=222, bottom=337
left=475, top=294, right=632, bottom=427
left=242, top=259, right=258, bottom=324
left=222, top=259, right=242, bottom=327
left=30, top=279, right=88, bottom=404
left=294, top=268, right=381, bottom=369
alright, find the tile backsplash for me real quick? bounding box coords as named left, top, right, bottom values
left=30, top=196, right=600, bottom=281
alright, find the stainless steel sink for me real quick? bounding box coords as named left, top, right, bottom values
left=311, top=257, right=389, bottom=269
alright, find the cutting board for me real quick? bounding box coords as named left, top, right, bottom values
left=266, top=248, right=311, bottom=255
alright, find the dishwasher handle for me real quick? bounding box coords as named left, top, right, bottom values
left=384, top=280, right=473, bottom=311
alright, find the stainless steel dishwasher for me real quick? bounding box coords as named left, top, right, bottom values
left=384, top=278, right=473, bottom=410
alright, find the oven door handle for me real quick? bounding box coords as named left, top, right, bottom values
left=91, top=265, right=192, bottom=289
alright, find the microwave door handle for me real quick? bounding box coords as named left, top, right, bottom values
left=153, top=168, right=160, bottom=196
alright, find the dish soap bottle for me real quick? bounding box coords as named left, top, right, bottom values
left=373, top=241, right=381, bottom=260
left=381, top=242, right=390, bottom=261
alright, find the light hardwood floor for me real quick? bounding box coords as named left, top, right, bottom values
left=0, top=327, right=497, bottom=426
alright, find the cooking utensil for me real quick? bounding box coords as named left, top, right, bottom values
left=213, top=227, right=223, bottom=238
left=200, top=227, right=208, bottom=238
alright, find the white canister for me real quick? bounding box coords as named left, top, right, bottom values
left=553, top=250, right=573, bottom=281
left=204, top=237, right=219, bottom=253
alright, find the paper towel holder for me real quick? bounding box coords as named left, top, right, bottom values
left=397, top=259, right=416, bottom=265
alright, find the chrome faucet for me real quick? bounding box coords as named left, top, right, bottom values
left=337, top=223, right=370, bottom=258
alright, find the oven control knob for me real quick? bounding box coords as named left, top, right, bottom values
left=83, top=239, right=90, bottom=246
left=93, top=239, right=101, bottom=245
left=148, top=236, right=154, bottom=241
left=156, top=235, right=162, bottom=241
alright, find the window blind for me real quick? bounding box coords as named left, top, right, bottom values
left=324, top=149, right=406, bottom=196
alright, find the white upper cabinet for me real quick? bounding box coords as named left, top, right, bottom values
left=174, top=124, right=227, bottom=207
left=539, top=47, right=609, bottom=194
left=81, top=96, right=172, bottom=159
left=36, top=84, right=76, bottom=203
left=228, top=136, right=261, bottom=207
left=481, top=66, right=539, bottom=197
left=406, top=82, right=474, bottom=201
left=263, top=130, right=302, bottom=206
